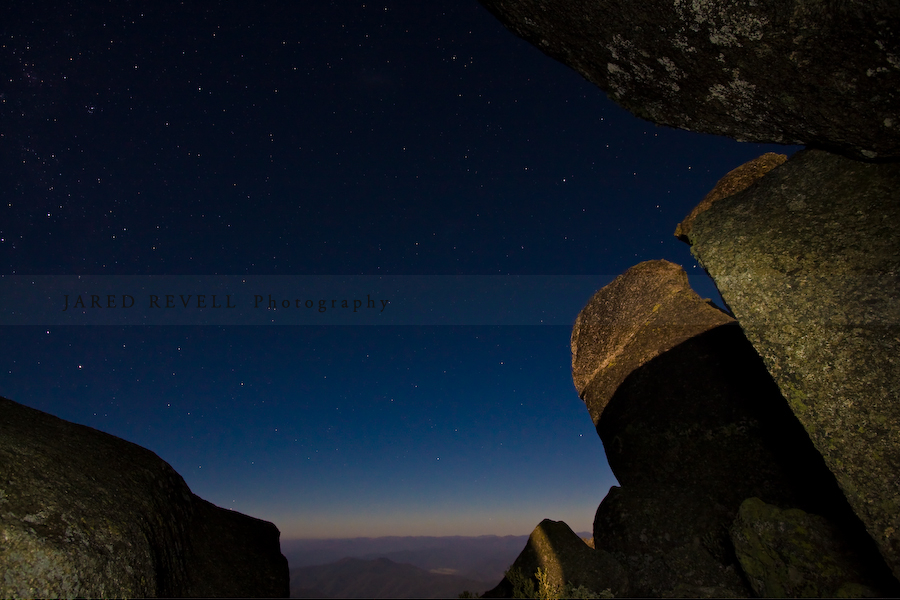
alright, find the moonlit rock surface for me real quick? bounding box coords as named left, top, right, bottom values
left=675, top=152, right=787, bottom=242
left=482, top=519, right=628, bottom=598
left=571, top=259, right=733, bottom=422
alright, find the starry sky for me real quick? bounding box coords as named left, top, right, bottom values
left=1, top=0, right=798, bottom=539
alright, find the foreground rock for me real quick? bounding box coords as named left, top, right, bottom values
left=0, top=395, right=289, bottom=598
left=683, top=149, right=900, bottom=581
left=568, top=260, right=893, bottom=596
left=477, top=0, right=900, bottom=160
left=482, top=519, right=627, bottom=598
left=732, top=497, right=883, bottom=598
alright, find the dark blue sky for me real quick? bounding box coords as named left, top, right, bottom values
left=1, top=0, right=797, bottom=537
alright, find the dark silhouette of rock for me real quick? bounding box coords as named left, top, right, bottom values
left=683, top=148, right=900, bottom=582
left=482, top=519, right=627, bottom=598
left=569, top=260, right=890, bottom=596
left=731, top=497, right=887, bottom=598
left=477, top=0, right=900, bottom=160
left=0, top=395, right=289, bottom=598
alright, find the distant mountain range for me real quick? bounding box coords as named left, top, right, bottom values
left=282, top=533, right=592, bottom=598
left=290, top=556, right=494, bottom=599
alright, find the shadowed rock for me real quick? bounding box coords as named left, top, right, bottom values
left=731, top=497, right=886, bottom=598
left=683, top=148, right=900, bottom=581
left=477, top=0, right=900, bottom=160
left=571, top=260, right=890, bottom=596
left=0, top=395, right=289, bottom=598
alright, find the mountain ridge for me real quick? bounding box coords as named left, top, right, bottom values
left=290, top=556, right=495, bottom=599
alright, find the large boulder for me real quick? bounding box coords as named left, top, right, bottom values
left=571, top=260, right=889, bottom=596
left=0, top=395, right=289, bottom=598
left=570, top=259, right=733, bottom=423
left=681, top=148, right=900, bottom=581
left=477, top=0, right=900, bottom=160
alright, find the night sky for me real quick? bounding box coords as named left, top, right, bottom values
left=1, top=0, right=798, bottom=539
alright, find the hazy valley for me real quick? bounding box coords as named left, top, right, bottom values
left=282, top=534, right=560, bottom=598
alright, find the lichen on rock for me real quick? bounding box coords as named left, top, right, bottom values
left=477, top=0, right=900, bottom=159
left=731, top=497, right=893, bottom=597
left=685, top=149, right=900, bottom=581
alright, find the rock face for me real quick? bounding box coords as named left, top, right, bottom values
left=482, top=519, right=627, bottom=598
left=674, top=152, right=787, bottom=242
left=477, top=0, right=900, bottom=160
left=731, top=497, right=884, bottom=598
left=683, top=149, right=900, bottom=581
left=568, top=260, right=892, bottom=597
left=0, top=395, right=289, bottom=598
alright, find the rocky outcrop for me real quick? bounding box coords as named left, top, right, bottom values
left=565, top=260, right=893, bottom=597
left=682, top=149, right=900, bottom=581
left=482, top=519, right=627, bottom=598
left=0, top=395, right=289, bottom=598
left=731, top=497, right=884, bottom=598
left=479, top=1, right=900, bottom=594
left=477, top=0, right=900, bottom=160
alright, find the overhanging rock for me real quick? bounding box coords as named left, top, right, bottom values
left=477, top=0, right=900, bottom=160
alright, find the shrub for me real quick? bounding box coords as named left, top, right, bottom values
left=504, top=564, right=614, bottom=599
